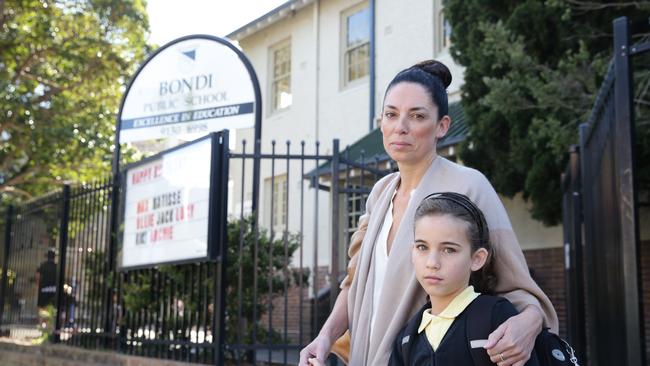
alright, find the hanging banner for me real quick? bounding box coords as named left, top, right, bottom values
left=118, top=35, right=257, bottom=144
left=120, top=135, right=215, bottom=269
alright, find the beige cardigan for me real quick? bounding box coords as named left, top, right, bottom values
left=344, top=157, right=558, bottom=366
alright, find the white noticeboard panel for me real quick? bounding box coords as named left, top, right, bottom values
left=119, top=37, right=255, bottom=144
left=121, top=137, right=213, bottom=269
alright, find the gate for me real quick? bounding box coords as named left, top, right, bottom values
left=562, top=16, right=649, bottom=366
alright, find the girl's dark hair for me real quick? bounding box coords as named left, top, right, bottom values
left=414, top=192, right=497, bottom=294
left=385, top=60, right=452, bottom=120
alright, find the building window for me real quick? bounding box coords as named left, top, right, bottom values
left=271, top=175, right=288, bottom=230
left=270, top=40, right=292, bottom=113
left=436, top=10, right=452, bottom=53
left=347, top=187, right=365, bottom=235
left=346, top=188, right=365, bottom=239
left=342, top=4, right=370, bottom=86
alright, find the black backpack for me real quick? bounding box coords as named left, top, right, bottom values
left=466, top=295, right=580, bottom=366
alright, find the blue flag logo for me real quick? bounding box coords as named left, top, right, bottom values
left=182, top=49, right=196, bottom=61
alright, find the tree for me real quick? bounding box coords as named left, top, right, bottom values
left=0, top=0, right=150, bottom=202
left=445, top=0, right=649, bottom=225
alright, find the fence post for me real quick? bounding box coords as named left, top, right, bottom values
left=613, top=16, right=643, bottom=366
left=105, top=171, right=121, bottom=350
left=213, top=130, right=230, bottom=365
left=564, top=145, right=586, bottom=362
left=330, top=139, right=340, bottom=309
left=0, top=205, right=14, bottom=332
left=578, top=121, right=600, bottom=366
left=54, top=185, right=71, bottom=342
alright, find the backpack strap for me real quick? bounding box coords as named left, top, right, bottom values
left=400, top=313, right=421, bottom=366
left=466, top=295, right=500, bottom=366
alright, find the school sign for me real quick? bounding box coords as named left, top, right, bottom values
left=116, top=35, right=260, bottom=269
left=118, top=36, right=258, bottom=143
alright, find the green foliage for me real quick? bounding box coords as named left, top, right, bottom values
left=223, top=216, right=309, bottom=354
left=82, top=244, right=109, bottom=306
left=445, top=0, right=649, bottom=225
left=0, top=0, right=150, bottom=203
left=33, top=304, right=56, bottom=344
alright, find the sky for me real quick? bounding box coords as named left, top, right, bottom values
left=146, top=0, right=289, bottom=46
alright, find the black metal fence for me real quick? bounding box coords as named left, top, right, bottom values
left=562, top=16, right=649, bottom=366
left=0, top=177, right=228, bottom=364
left=0, top=133, right=391, bottom=365
left=222, top=138, right=391, bottom=365
left=0, top=192, right=62, bottom=340
left=56, top=181, right=114, bottom=350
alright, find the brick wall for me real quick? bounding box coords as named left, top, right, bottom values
left=523, top=247, right=567, bottom=338
left=259, top=285, right=312, bottom=345
left=259, top=265, right=330, bottom=344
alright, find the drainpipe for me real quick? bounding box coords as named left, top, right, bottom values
left=314, top=0, right=320, bottom=142
left=369, top=0, right=376, bottom=132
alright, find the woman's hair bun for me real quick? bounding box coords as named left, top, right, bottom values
left=413, top=60, right=452, bottom=88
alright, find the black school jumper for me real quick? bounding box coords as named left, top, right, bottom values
left=388, top=295, right=540, bottom=366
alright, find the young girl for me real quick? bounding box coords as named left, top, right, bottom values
left=388, top=192, right=540, bottom=366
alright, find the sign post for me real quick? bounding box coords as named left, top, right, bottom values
left=108, top=35, right=261, bottom=361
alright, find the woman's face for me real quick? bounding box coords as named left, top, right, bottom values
left=380, top=82, right=449, bottom=166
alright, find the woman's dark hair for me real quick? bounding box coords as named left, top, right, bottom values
left=414, top=192, right=497, bottom=294
left=384, top=60, right=452, bottom=120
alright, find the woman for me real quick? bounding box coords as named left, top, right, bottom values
left=299, top=60, right=558, bottom=366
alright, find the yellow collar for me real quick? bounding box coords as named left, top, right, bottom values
left=418, top=286, right=480, bottom=334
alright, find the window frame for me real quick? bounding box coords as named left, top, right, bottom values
left=434, top=1, right=451, bottom=55
left=268, top=38, right=292, bottom=115
left=268, top=174, right=288, bottom=233
left=340, top=2, right=370, bottom=89
left=345, top=185, right=366, bottom=239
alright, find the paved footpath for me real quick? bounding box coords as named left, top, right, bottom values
left=0, top=338, right=209, bottom=366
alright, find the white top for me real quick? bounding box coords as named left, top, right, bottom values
left=370, top=189, right=396, bottom=332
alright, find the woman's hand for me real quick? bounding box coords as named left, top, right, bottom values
left=299, top=334, right=333, bottom=366
left=308, top=357, right=327, bottom=366
left=485, top=305, right=543, bottom=366
left=299, top=287, right=349, bottom=365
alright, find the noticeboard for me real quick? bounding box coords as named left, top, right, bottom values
left=119, top=133, right=226, bottom=270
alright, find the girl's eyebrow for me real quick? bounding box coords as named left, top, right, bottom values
left=440, top=241, right=462, bottom=247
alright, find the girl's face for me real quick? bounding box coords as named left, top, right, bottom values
left=380, top=82, right=450, bottom=166
left=411, top=214, right=487, bottom=308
